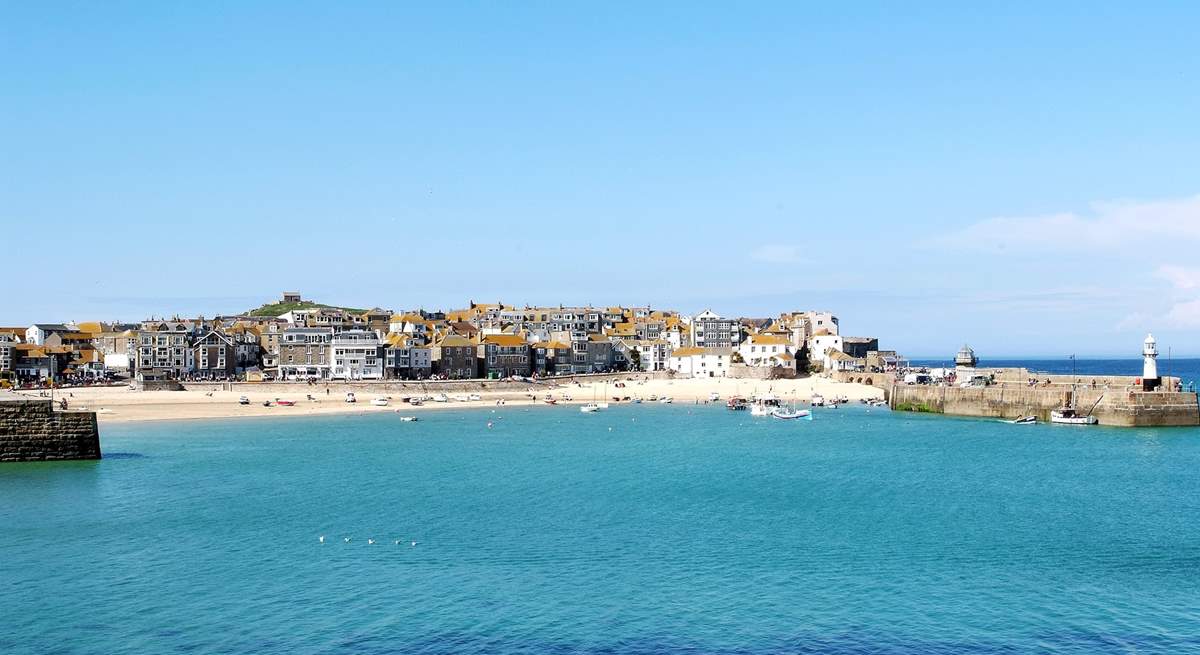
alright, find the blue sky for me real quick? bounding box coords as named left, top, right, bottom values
left=3, top=2, right=1200, bottom=356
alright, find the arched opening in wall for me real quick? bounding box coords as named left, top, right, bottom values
left=866, top=378, right=873, bottom=386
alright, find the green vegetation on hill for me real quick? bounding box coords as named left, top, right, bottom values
left=247, top=301, right=368, bottom=317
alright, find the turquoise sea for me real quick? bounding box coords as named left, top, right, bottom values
left=3, top=404, right=1200, bottom=654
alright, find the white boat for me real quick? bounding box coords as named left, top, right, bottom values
left=771, top=408, right=812, bottom=420
left=396, top=414, right=419, bottom=422
left=345, top=392, right=357, bottom=404
left=597, top=402, right=610, bottom=409
left=1050, top=408, right=1097, bottom=425
left=371, top=397, right=389, bottom=407
left=238, top=396, right=250, bottom=405
left=750, top=393, right=781, bottom=417
left=1006, top=415, right=1037, bottom=424
left=432, top=393, right=449, bottom=403
left=580, top=402, right=600, bottom=413
left=658, top=397, right=673, bottom=404
left=708, top=392, right=720, bottom=402
left=810, top=394, right=825, bottom=407
left=468, top=393, right=481, bottom=401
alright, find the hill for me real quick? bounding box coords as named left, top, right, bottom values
left=247, top=300, right=368, bottom=317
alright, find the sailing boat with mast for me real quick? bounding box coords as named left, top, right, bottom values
left=770, top=388, right=811, bottom=420
left=1051, top=354, right=1099, bottom=425
left=580, top=379, right=603, bottom=413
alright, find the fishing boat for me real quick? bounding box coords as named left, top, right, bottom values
left=658, top=397, right=673, bottom=404
left=395, top=413, right=419, bottom=421
left=432, top=393, right=449, bottom=403
left=709, top=391, right=720, bottom=402
left=276, top=399, right=297, bottom=406
left=1006, top=415, right=1037, bottom=424
left=750, top=393, right=781, bottom=416
left=371, top=397, right=389, bottom=407
left=345, top=392, right=356, bottom=403
left=580, top=402, right=600, bottom=413
left=238, top=396, right=250, bottom=405
left=726, top=397, right=748, bottom=411
left=544, top=398, right=558, bottom=405
left=771, top=407, right=812, bottom=420
left=810, top=394, right=826, bottom=407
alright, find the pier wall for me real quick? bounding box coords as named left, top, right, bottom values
left=831, top=371, right=895, bottom=389
left=889, top=384, right=1200, bottom=427
left=0, top=400, right=102, bottom=462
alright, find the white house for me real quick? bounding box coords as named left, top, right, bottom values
left=26, top=324, right=71, bottom=346
left=808, top=334, right=845, bottom=371
left=737, top=333, right=795, bottom=367
left=668, top=347, right=733, bottom=378
left=331, top=329, right=383, bottom=380
left=827, top=349, right=863, bottom=372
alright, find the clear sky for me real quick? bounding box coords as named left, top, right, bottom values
left=3, top=3, right=1200, bottom=356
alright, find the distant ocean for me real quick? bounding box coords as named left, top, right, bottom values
left=911, top=358, right=1200, bottom=386
left=4, top=405, right=1200, bottom=654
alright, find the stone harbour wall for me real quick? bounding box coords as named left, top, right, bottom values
left=0, top=399, right=102, bottom=462
left=889, top=384, right=1200, bottom=427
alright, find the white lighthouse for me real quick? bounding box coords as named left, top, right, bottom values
left=1143, top=333, right=1159, bottom=389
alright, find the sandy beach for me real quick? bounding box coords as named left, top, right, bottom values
left=2, top=376, right=884, bottom=424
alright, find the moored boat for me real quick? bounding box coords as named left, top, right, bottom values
left=580, top=402, right=600, bottom=413
left=771, top=408, right=812, bottom=420
left=1050, top=408, right=1097, bottom=425
left=371, top=397, right=389, bottom=407
left=726, top=397, right=748, bottom=411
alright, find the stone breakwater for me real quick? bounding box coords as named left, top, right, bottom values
left=0, top=399, right=102, bottom=462
left=889, top=383, right=1200, bottom=427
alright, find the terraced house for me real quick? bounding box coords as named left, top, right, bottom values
left=136, top=321, right=193, bottom=377
left=191, top=330, right=237, bottom=378
left=531, top=340, right=573, bottom=376
left=278, top=327, right=334, bottom=380
left=689, top=310, right=742, bottom=349
left=330, top=329, right=383, bottom=380
left=478, top=334, right=531, bottom=378
left=383, top=333, right=432, bottom=380
left=430, top=334, right=477, bottom=379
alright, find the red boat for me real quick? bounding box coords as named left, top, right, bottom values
left=276, top=399, right=297, bottom=406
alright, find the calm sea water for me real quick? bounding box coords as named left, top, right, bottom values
left=3, top=404, right=1200, bottom=654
